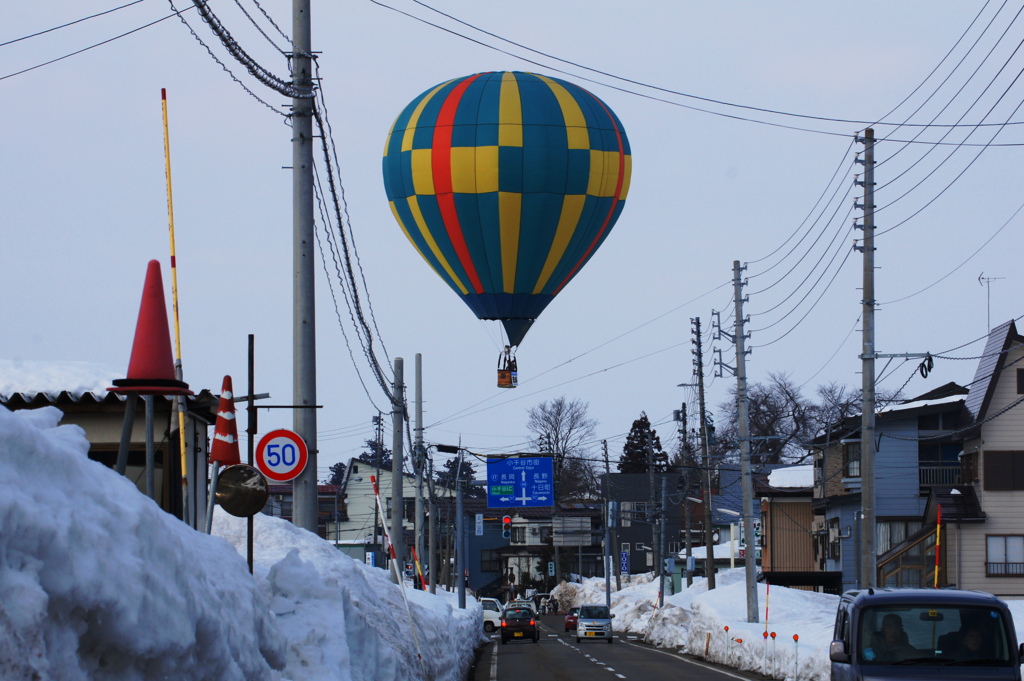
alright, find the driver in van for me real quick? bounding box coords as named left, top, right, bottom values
left=867, top=614, right=915, bottom=661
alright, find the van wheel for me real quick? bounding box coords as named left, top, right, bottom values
left=484, top=622, right=494, bottom=633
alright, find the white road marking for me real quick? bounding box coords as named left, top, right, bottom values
left=622, top=640, right=752, bottom=680
left=489, top=639, right=498, bottom=681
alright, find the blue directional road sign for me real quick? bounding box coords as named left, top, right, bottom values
left=620, top=551, right=629, bottom=573
left=486, top=457, right=554, bottom=508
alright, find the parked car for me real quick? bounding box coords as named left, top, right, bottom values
left=829, top=588, right=1024, bottom=680
left=564, top=606, right=579, bottom=632
left=500, top=606, right=539, bottom=644
left=481, top=597, right=502, bottom=633
left=575, top=604, right=614, bottom=644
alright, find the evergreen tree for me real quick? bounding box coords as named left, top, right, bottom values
left=435, top=456, right=485, bottom=498
left=617, top=412, right=667, bottom=473
left=355, top=438, right=392, bottom=470
left=324, top=461, right=346, bottom=485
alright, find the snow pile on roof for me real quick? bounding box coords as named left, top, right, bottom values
left=0, top=404, right=482, bottom=681
left=767, top=464, right=814, bottom=490
left=0, top=358, right=116, bottom=397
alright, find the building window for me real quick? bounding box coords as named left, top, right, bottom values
left=844, top=443, right=861, bottom=478
left=987, top=536, right=1024, bottom=576
left=511, top=526, right=526, bottom=543
left=481, top=549, right=500, bottom=573
left=1017, top=368, right=1024, bottom=395
left=876, top=519, right=922, bottom=554
left=984, top=451, right=1024, bottom=490
left=827, top=517, right=841, bottom=560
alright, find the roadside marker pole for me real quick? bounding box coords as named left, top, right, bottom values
left=411, top=546, right=427, bottom=590
left=161, top=88, right=191, bottom=527
left=372, top=476, right=427, bottom=679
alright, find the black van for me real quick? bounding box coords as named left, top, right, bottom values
left=829, top=588, right=1024, bottom=680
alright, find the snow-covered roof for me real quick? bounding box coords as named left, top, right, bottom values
left=766, top=465, right=814, bottom=490
left=878, top=393, right=964, bottom=415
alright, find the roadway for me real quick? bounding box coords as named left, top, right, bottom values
left=471, top=614, right=766, bottom=681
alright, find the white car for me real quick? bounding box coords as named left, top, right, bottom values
left=481, top=598, right=502, bottom=633
left=507, top=599, right=538, bottom=615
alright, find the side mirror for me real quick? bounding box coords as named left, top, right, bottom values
left=829, top=640, right=850, bottom=663
left=1018, top=642, right=1024, bottom=661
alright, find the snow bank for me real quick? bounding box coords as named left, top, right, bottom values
left=554, top=569, right=835, bottom=681
left=0, top=405, right=485, bottom=681
left=0, top=405, right=286, bottom=681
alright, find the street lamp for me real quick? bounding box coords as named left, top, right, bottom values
left=717, top=508, right=740, bottom=569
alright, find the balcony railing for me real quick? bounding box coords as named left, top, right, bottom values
left=918, top=465, right=962, bottom=486
left=987, top=562, right=1024, bottom=577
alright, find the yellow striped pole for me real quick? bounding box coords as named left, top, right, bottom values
left=162, top=88, right=191, bottom=525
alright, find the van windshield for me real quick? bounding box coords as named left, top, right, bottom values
left=859, top=605, right=1013, bottom=666
left=579, top=606, right=610, bottom=619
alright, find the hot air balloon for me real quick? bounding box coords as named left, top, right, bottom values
left=382, top=71, right=631, bottom=387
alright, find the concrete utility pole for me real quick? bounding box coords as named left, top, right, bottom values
left=857, top=129, right=877, bottom=588
left=414, top=354, right=425, bottom=585
left=733, top=260, right=759, bottom=623
left=692, top=317, right=715, bottom=590
left=290, top=0, right=318, bottom=534
left=391, top=357, right=405, bottom=583
left=647, top=430, right=660, bottom=588
left=675, top=404, right=694, bottom=588
left=659, top=475, right=668, bottom=606
left=603, top=440, right=612, bottom=608
left=456, top=448, right=466, bottom=608
left=427, top=455, right=437, bottom=594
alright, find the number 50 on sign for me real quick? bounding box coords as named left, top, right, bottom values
left=256, top=429, right=309, bottom=482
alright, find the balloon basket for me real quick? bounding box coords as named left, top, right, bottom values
left=497, top=369, right=518, bottom=389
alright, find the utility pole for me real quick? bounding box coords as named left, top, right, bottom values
left=659, top=475, right=668, bottom=606
left=692, top=317, right=715, bottom=589
left=857, top=129, right=877, bottom=589
left=414, top=354, right=425, bottom=587
left=456, top=449, right=466, bottom=608
left=732, top=260, right=759, bottom=623
left=647, top=430, right=660, bottom=592
left=290, top=0, right=318, bottom=534
left=390, top=357, right=405, bottom=583
left=675, top=404, right=694, bottom=587
left=603, top=440, right=612, bottom=608
left=427, top=454, right=437, bottom=594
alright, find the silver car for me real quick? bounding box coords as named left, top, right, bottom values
left=575, top=604, right=614, bottom=643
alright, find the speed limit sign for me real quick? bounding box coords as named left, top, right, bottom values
left=255, top=429, right=308, bottom=482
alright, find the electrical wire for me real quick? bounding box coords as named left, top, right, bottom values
left=0, top=0, right=145, bottom=48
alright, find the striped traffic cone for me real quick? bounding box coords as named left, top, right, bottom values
left=206, top=376, right=239, bottom=533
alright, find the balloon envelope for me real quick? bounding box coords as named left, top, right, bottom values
left=382, top=71, right=631, bottom=347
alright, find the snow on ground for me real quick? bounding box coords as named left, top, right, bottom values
left=0, top=405, right=483, bottom=681
left=555, top=570, right=1024, bottom=681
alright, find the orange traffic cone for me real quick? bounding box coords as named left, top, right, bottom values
left=109, top=259, right=191, bottom=395
left=209, top=376, right=240, bottom=466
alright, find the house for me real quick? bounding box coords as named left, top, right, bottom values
left=262, top=483, right=346, bottom=541
left=808, top=381, right=969, bottom=592
left=1, top=389, right=217, bottom=526
left=604, top=473, right=685, bottom=575
left=755, top=464, right=841, bottom=592
left=955, top=320, right=1024, bottom=596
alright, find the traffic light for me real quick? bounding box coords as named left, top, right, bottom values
left=502, top=515, right=512, bottom=539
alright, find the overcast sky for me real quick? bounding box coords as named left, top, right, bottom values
left=3, top=1, right=1021, bottom=480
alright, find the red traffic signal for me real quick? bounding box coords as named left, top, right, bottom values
left=502, top=515, right=512, bottom=538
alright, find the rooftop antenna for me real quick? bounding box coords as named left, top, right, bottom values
left=979, top=272, right=1005, bottom=332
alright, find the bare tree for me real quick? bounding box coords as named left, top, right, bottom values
left=527, top=396, right=598, bottom=499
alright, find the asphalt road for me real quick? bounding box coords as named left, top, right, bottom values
left=471, top=614, right=768, bottom=681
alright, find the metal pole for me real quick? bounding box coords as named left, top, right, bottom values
left=456, top=462, right=466, bottom=608
left=247, top=334, right=256, bottom=573
left=414, top=354, right=424, bottom=587
left=859, top=129, right=877, bottom=588
left=428, top=455, right=437, bottom=594
left=145, top=395, right=155, bottom=499
left=290, top=0, right=318, bottom=534
left=115, top=396, right=136, bottom=476
left=391, top=357, right=405, bottom=583
left=734, top=260, right=759, bottom=623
